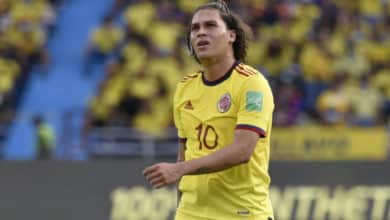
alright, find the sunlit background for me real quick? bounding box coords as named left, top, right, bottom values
left=0, top=0, right=389, bottom=219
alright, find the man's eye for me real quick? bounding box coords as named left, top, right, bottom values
left=206, top=23, right=217, bottom=27
left=191, top=25, right=199, bottom=31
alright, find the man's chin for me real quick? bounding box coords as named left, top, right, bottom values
left=196, top=53, right=212, bottom=61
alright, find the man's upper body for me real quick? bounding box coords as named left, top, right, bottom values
left=173, top=62, right=274, bottom=219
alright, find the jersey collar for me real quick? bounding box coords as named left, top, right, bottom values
left=201, top=60, right=240, bottom=86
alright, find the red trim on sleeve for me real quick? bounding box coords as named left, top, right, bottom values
left=178, top=138, right=187, bottom=143
left=236, top=124, right=266, bottom=138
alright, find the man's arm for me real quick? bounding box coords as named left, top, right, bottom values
left=143, top=129, right=258, bottom=188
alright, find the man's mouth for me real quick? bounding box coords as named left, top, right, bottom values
left=197, top=40, right=210, bottom=48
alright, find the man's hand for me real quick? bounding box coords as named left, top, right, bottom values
left=143, top=162, right=183, bottom=188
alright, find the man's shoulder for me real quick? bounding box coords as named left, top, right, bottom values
left=174, top=71, right=202, bottom=101
left=233, top=63, right=267, bottom=83
left=234, top=63, right=260, bottom=77
left=178, top=71, right=202, bottom=85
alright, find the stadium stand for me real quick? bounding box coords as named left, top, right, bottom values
left=1, top=0, right=389, bottom=159
left=83, top=0, right=390, bottom=151
left=3, top=0, right=114, bottom=160
left=0, top=0, right=58, bottom=156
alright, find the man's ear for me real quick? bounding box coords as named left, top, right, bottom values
left=228, top=30, right=237, bottom=44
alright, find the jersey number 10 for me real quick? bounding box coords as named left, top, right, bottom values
left=195, top=123, right=219, bottom=150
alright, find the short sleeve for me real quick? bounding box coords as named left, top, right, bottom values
left=236, top=75, right=274, bottom=137
left=173, top=85, right=186, bottom=141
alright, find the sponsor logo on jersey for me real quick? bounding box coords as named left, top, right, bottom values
left=184, top=100, right=194, bottom=110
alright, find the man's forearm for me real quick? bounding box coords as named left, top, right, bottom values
left=178, top=140, right=252, bottom=175
left=174, top=130, right=258, bottom=180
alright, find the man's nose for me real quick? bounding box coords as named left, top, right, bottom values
left=197, top=26, right=207, bottom=37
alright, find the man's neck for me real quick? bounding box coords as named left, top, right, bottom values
left=202, top=56, right=236, bottom=82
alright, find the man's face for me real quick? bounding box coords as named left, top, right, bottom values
left=190, top=9, right=236, bottom=62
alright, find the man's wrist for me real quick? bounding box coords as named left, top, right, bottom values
left=176, top=161, right=190, bottom=177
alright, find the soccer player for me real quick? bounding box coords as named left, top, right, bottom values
left=143, top=1, right=275, bottom=219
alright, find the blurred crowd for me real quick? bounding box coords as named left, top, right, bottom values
left=83, top=0, right=390, bottom=138
left=0, top=0, right=59, bottom=124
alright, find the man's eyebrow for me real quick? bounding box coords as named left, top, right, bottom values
left=191, top=20, right=218, bottom=26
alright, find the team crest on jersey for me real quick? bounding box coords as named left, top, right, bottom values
left=217, top=93, right=232, bottom=113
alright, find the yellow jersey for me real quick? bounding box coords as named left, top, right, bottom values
left=173, top=62, right=274, bottom=220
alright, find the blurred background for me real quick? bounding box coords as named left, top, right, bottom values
left=0, top=0, right=389, bottom=219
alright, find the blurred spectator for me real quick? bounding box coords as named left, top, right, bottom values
left=10, top=0, right=57, bottom=36
left=260, top=37, right=294, bottom=78
left=0, top=50, right=20, bottom=109
left=147, top=1, right=183, bottom=55
left=333, top=39, right=371, bottom=81
left=316, top=75, right=351, bottom=126
left=348, top=74, right=383, bottom=126
left=6, top=21, right=48, bottom=71
left=83, top=15, right=124, bottom=76
left=33, top=115, right=56, bottom=160
left=123, top=0, right=155, bottom=37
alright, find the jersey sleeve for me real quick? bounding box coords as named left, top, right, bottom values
left=173, top=85, right=186, bottom=142
left=236, top=75, right=274, bottom=137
